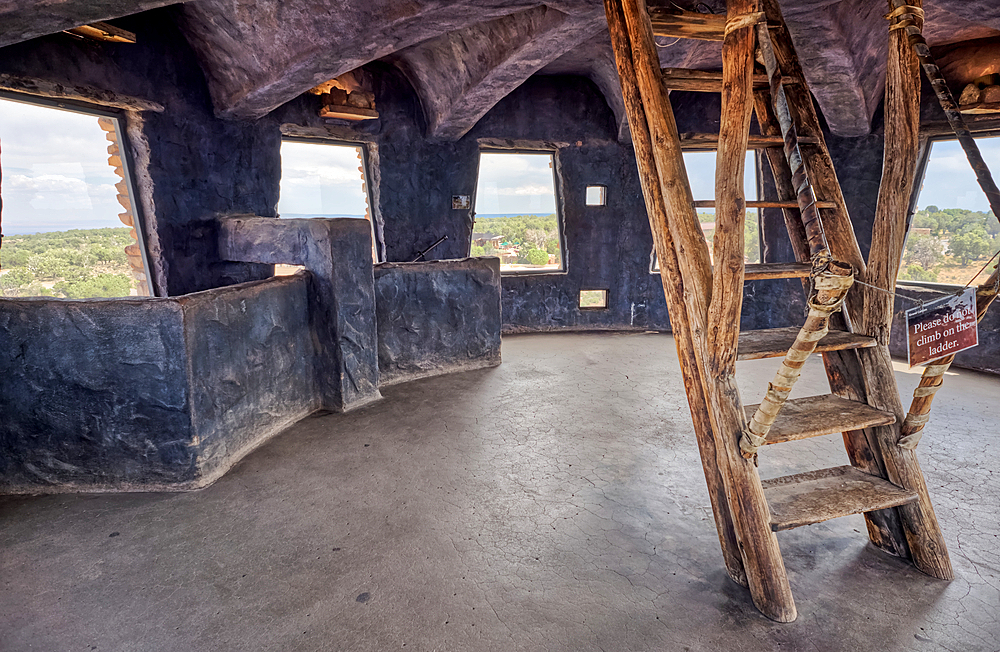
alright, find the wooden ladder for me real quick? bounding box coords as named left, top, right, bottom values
left=605, top=0, right=952, bottom=622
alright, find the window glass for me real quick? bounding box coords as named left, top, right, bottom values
left=472, top=151, right=563, bottom=273
left=900, top=137, right=1000, bottom=285
left=0, top=97, right=151, bottom=297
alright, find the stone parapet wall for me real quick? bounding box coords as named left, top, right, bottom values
left=0, top=274, right=317, bottom=494
left=374, top=258, right=501, bottom=386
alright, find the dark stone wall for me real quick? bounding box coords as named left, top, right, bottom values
left=0, top=297, right=192, bottom=491
left=374, top=257, right=502, bottom=385
left=0, top=275, right=318, bottom=494
left=0, top=6, right=278, bottom=297
left=181, top=275, right=318, bottom=480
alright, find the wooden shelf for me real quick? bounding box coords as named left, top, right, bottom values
left=737, top=327, right=877, bottom=361
left=959, top=102, right=1000, bottom=115
left=744, top=395, right=896, bottom=445
left=763, top=466, right=918, bottom=531
left=319, top=105, right=379, bottom=121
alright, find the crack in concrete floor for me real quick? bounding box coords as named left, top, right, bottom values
left=1, top=332, right=998, bottom=651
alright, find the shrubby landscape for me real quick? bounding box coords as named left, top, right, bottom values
left=0, top=228, right=137, bottom=298
left=471, top=214, right=562, bottom=267
left=899, top=206, right=1000, bottom=284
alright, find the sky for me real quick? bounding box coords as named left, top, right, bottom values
left=475, top=152, right=557, bottom=215
left=277, top=140, right=369, bottom=217
left=0, top=98, right=123, bottom=234
left=914, top=137, right=1000, bottom=212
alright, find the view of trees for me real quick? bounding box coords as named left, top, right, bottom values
left=0, top=228, right=137, bottom=298
left=471, top=214, right=561, bottom=268
left=899, top=206, right=999, bottom=283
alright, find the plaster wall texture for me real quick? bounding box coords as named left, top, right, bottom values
left=0, top=275, right=317, bottom=494
left=374, top=257, right=502, bottom=386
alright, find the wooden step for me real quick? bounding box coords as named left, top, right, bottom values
left=737, top=327, right=877, bottom=361
left=679, top=132, right=819, bottom=151
left=762, top=466, right=919, bottom=531
left=744, top=262, right=812, bottom=280
left=694, top=199, right=836, bottom=209
left=743, top=395, right=896, bottom=445
left=649, top=9, right=726, bottom=41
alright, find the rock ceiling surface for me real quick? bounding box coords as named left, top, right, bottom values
left=3, top=0, right=1000, bottom=138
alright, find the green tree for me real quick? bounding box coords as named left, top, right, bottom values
left=526, top=249, right=549, bottom=265
left=898, top=264, right=938, bottom=283
left=904, top=234, right=944, bottom=269
left=744, top=212, right=760, bottom=263
left=948, top=230, right=993, bottom=265
left=470, top=245, right=486, bottom=257
left=27, top=253, right=72, bottom=280
left=55, top=273, right=132, bottom=299
left=1, top=268, right=34, bottom=295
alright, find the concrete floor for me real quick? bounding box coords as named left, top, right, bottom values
left=2, top=332, right=999, bottom=651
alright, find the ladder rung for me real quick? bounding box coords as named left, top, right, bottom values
left=679, top=133, right=819, bottom=150
left=663, top=68, right=802, bottom=93
left=744, top=262, right=812, bottom=280
left=762, top=466, right=919, bottom=531
left=743, top=395, right=896, bottom=445
left=649, top=9, right=727, bottom=41
left=693, top=200, right=836, bottom=209
left=663, top=68, right=769, bottom=91
left=737, top=327, right=877, bottom=361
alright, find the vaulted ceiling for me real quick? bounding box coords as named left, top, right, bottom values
left=3, top=0, right=1000, bottom=139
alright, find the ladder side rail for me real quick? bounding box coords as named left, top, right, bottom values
left=759, top=0, right=867, bottom=282
left=755, top=23, right=830, bottom=260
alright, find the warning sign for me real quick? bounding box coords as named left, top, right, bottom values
left=906, top=287, right=978, bottom=366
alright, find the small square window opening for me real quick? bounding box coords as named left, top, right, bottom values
left=579, top=289, right=608, bottom=309
left=586, top=185, right=606, bottom=206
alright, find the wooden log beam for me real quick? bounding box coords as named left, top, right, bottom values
left=649, top=8, right=726, bottom=41
left=848, top=0, right=953, bottom=581
left=664, top=68, right=768, bottom=91
left=603, top=0, right=747, bottom=591
left=663, top=67, right=801, bottom=93
left=618, top=0, right=713, bottom=318
left=751, top=22, right=910, bottom=560
left=756, top=22, right=829, bottom=260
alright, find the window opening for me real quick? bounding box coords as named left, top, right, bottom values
left=0, top=95, right=152, bottom=298
left=586, top=185, right=607, bottom=206
left=900, top=136, right=1000, bottom=286
left=651, top=150, right=759, bottom=272
left=579, top=289, right=608, bottom=309
left=278, top=138, right=378, bottom=263
left=472, top=151, right=563, bottom=273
